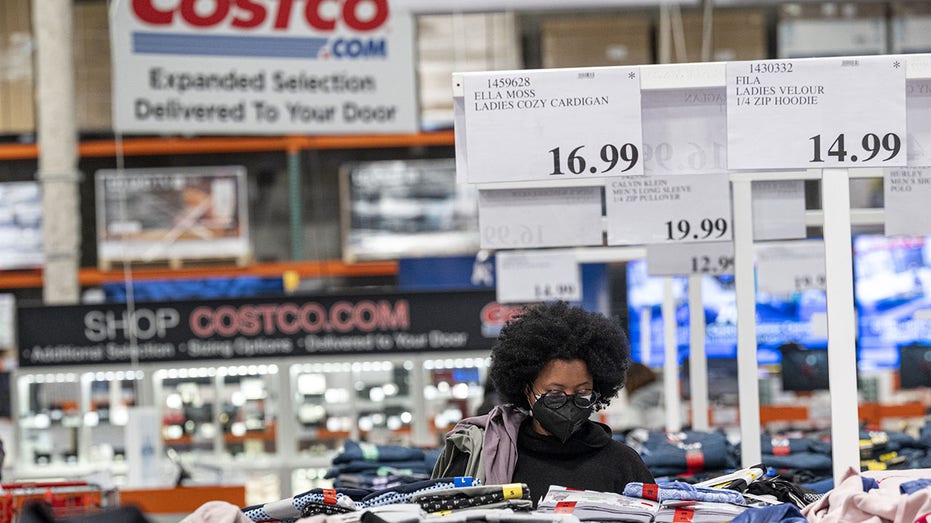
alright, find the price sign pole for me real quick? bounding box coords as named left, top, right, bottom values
left=462, top=67, right=644, bottom=183
left=727, top=56, right=907, bottom=170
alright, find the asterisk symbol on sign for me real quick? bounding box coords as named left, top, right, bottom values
left=628, top=72, right=636, bottom=79
left=894, top=61, right=901, bottom=68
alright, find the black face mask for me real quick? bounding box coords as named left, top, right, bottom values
left=531, top=397, right=593, bottom=444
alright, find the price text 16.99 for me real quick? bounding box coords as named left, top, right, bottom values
left=549, top=144, right=639, bottom=175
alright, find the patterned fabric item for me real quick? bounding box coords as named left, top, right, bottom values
left=242, top=504, right=278, bottom=523
left=243, top=488, right=365, bottom=522
left=411, top=484, right=531, bottom=513
left=360, top=479, right=461, bottom=508
left=623, top=481, right=746, bottom=504
left=299, top=502, right=357, bottom=517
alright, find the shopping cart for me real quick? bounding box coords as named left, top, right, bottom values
left=0, top=481, right=119, bottom=522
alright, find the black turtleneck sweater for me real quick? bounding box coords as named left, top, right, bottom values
left=511, top=419, right=654, bottom=505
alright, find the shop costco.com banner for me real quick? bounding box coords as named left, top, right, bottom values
left=16, top=290, right=526, bottom=367
left=110, top=0, right=418, bottom=134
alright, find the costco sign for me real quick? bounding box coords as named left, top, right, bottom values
left=110, top=0, right=418, bottom=134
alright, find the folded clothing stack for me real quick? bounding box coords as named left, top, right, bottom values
left=536, top=485, right=659, bottom=523
left=326, top=441, right=439, bottom=489
left=411, top=483, right=533, bottom=513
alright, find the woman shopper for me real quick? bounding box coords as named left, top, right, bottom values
left=432, top=301, right=653, bottom=504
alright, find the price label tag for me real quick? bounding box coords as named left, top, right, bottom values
left=907, top=80, right=931, bottom=166
left=642, top=88, right=727, bottom=175
left=495, top=250, right=581, bottom=304
left=752, top=180, right=807, bottom=241
left=462, top=67, right=643, bottom=183
left=884, top=167, right=931, bottom=236
left=646, top=242, right=734, bottom=276
left=605, top=173, right=732, bottom=245
left=478, top=187, right=603, bottom=249
left=756, top=241, right=826, bottom=295
left=727, top=56, right=906, bottom=169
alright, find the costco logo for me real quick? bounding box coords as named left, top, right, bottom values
left=130, top=0, right=390, bottom=59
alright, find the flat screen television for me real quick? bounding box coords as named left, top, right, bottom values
left=780, top=344, right=831, bottom=392
left=898, top=344, right=931, bottom=389
left=340, top=159, right=480, bottom=263
left=854, top=234, right=931, bottom=371
left=626, top=260, right=828, bottom=367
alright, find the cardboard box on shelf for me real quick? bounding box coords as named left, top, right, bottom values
left=891, top=2, right=931, bottom=54
left=778, top=3, right=887, bottom=58
left=541, top=14, right=652, bottom=69
left=664, top=9, right=768, bottom=63
left=0, top=0, right=33, bottom=134
left=74, top=0, right=112, bottom=131
left=417, top=12, right=522, bottom=129
left=76, top=68, right=112, bottom=131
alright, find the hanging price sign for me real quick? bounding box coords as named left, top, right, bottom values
left=884, top=167, right=931, bottom=236
left=478, top=186, right=603, bottom=249
left=605, top=173, right=732, bottom=245
left=756, top=241, right=826, bottom=295
left=646, top=241, right=734, bottom=276
left=907, top=80, right=931, bottom=166
left=495, top=250, right=581, bottom=304
left=752, top=180, right=806, bottom=241
left=727, top=56, right=906, bottom=170
left=462, top=67, right=643, bottom=183
left=641, top=88, right=728, bottom=175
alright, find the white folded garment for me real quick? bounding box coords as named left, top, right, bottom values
left=536, top=485, right=659, bottom=523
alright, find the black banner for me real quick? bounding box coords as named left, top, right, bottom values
left=17, top=290, right=527, bottom=367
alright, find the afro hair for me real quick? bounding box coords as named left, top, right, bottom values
left=487, top=301, right=631, bottom=411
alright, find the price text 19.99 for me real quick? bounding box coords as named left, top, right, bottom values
left=665, top=218, right=729, bottom=241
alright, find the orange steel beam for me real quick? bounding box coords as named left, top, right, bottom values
left=0, top=131, right=455, bottom=160
left=0, top=260, right=398, bottom=289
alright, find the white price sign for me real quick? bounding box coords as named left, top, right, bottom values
left=646, top=241, right=734, bottom=276
left=495, top=250, right=581, bottom=304
left=110, top=1, right=418, bottom=134
left=727, top=56, right=906, bottom=170
left=641, top=88, right=727, bottom=175
left=752, top=180, right=807, bottom=241
left=605, top=173, right=732, bottom=245
left=478, top=187, right=603, bottom=249
left=756, top=241, right=826, bottom=295
left=884, top=167, right=931, bottom=236
left=907, top=80, right=931, bottom=166
left=462, top=67, right=643, bottom=183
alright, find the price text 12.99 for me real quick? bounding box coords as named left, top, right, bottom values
left=550, top=144, right=639, bottom=175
